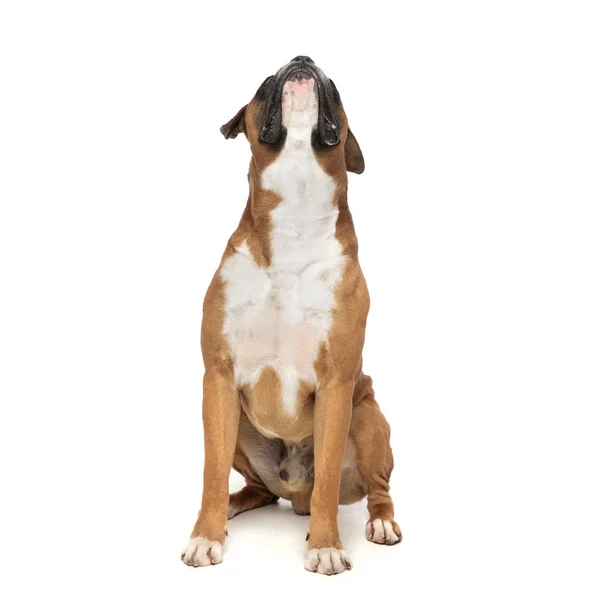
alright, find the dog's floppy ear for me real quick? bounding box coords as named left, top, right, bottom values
left=345, top=128, right=365, bottom=174
left=220, top=104, right=247, bottom=139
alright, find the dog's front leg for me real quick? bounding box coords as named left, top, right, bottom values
left=182, top=369, right=240, bottom=567
left=305, top=378, right=354, bottom=575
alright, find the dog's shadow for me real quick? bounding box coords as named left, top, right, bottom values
left=226, top=493, right=370, bottom=559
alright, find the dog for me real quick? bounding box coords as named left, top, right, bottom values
left=181, top=56, right=401, bottom=575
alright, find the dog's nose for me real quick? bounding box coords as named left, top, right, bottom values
left=291, top=55, right=314, bottom=65
left=279, top=469, right=289, bottom=481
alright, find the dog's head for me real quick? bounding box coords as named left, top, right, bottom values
left=220, top=56, right=364, bottom=175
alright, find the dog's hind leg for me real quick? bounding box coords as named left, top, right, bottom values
left=228, top=484, right=278, bottom=519
left=349, top=377, right=402, bottom=545
left=291, top=485, right=313, bottom=515
left=228, top=412, right=283, bottom=518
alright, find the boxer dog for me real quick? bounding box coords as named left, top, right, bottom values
left=181, top=56, right=401, bottom=575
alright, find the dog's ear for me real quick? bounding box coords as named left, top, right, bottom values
left=220, top=104, right=247, bottom=139
left=345, top=128, right=365, bottom=174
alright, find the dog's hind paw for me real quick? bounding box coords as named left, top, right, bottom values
left=366, top=519, right=402, bottom=545
left=181, top=537, right=223, bottom=567
left=305, top=547, right=352, bottom=575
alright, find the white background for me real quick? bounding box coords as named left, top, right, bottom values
left=1, top=1, right=599, bottom=598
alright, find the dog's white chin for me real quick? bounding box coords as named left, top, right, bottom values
left=281, top=78, right=318, bottom=131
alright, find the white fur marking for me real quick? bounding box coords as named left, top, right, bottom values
left=366, top=519, right=401, bottom=545
left=221, top=81, right=346, bottom=419
left=181, top=537, right=223, bottom=567
left=305, top=547, right=353, bottom=575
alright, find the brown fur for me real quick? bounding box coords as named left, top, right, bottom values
left=185, top=75, right=401, bottom=564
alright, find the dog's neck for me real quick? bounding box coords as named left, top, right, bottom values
left=238, top=78, right=353, bottom=268
left=242, top=150, right=350, bottom=268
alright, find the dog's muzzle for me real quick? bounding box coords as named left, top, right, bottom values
left=258, top=56, right=341, bottom=147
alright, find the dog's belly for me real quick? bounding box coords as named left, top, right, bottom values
left=220, top=241, right=346, bottom=440
left=234, top=284, right=320, bottom=440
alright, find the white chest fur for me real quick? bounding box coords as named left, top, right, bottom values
left=220, top=87, right=346, bottom=415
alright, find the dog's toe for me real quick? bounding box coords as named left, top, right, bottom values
left=305, top=547, right=352, bottom=575
left=366, top=519, right=402, bottom=545
left=181, top=537, right=223, bottom=567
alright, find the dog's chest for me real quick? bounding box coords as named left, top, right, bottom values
left=220, top=141, right=346, bottom=417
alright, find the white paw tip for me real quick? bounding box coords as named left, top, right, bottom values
left=366, top=519, right=401, bottom=545
left=305, top=547, right=353, bottom=575
left=181, top=537, right=223, bottom=567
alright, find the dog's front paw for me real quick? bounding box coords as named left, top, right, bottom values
left=181, top=537, right=223, bottom=567
left=366, top=518, right=402, bottom=545
left=305, top=547, right=352, bottom=575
